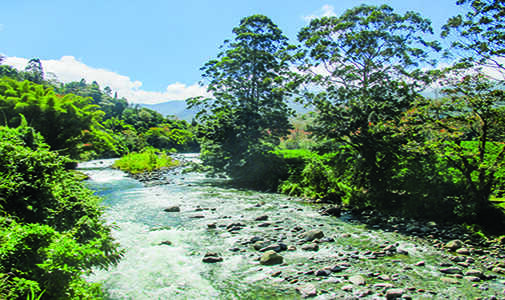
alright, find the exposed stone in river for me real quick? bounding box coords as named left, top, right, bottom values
left=445, top=239, right=464, bottom=251
left=348, top=274, right=366, bottom=285
left=320, top=206, right=341, bottom=217
left=441, top=277, right=460, bottom=284
left=253, top=241, right=268, bottom=251
left=260, top=250, right=283, bottom=265
left=163, top=205, right=180, bottom=212
left=259, top=243, right=287, bottom=253
left=301, top=243, right=319, bottom=251
left=299, top=229, right=324, bottom=242
left=456, top=248, right=470, bottom=255
left=385, top=288, right=404, bottom=299
left=202, top=252, right=223, bottom=263
left=255, top=215, right=268, bottom=221
left=296, top=283, right=317, bottom=298
left=440, top=267, right=462, bottom=275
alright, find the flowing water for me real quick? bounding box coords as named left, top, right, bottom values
left=80, top=155, right=505, bottom=299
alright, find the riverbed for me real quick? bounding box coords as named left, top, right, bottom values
left=80, top=156, right=505, bottom=299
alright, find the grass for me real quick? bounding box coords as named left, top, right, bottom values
left=112, top=148, right=179, bottom=174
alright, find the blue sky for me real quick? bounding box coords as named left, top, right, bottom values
left=1, top=0, right=463, bottom=104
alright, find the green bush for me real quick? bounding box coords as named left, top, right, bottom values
left=0, top=125, right=122, bottom=299
left=112, top=147, right=179, bottom=174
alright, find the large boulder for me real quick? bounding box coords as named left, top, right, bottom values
left=260, top=250, right=284, bottom=265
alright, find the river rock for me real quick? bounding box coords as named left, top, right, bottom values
left=319, top=237, right=335, bottom=243
left=492, top=266, right=505, bottom=274
left=321, top=206, right=341, bottom=217
left=315, top=269, right=331, bottom=277
left=202, top=252, right=223, bottom=263
left=207, top=223, right=217, bottom=229
left=189, top=215, right=205, bottom=219
left=465, top=276, right=481, bottom=282
left=299, top=229, right=324, bottom=242
left=260, top=243, right=287, bottom=253
left=301, top=243, right=319, bottom=251
left=385, top=288, right=404, bottom=299
left=456, top=248, right=470, bottom=255
left=465, top=269, right=484, bottom=278
left=255, top=215, right=269, bottom=221
left=260, top=250, right=283, bottom=265
left=440, top=267, right=462, bottom=275
left=373, top=283, right=395, bottom=289
left=378, top=274, right=391, bottom=281
left=164, top=206, right=180, bottom=212
left=445, top=239, right=464, bottom=251
left=349, top=275, right=366, bottom=285
left=287, top=245, right=297, bottom=251
left=397, top=247, right=409, bottom=255
left=441, top=277, right=460, bottom=284
left=159, top=240, right=172, bottom=246
left=253, top=241, right=268, bottom=251
left=341, top=284, right=353, bottom=292
left=296, top=283, right=317, bottom=298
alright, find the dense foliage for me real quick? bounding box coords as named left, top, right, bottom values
left=187, top=3, right=505, bottom=233
left=0, top=125, right=122, bottom=299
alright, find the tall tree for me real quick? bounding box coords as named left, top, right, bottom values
left=24, top=58, right=44, bottom=84
left=296, top=5, right=440, bottom=206
left=188, top=14, right=294, bottom=189
left=442, top=0, right=505, bottom=77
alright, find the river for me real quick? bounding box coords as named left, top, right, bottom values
left=79, top=155, right=505, bottom=299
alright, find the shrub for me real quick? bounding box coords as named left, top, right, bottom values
left=0, top=125, right=122, bottom=299
left=112, top=147, right=179, bottom=174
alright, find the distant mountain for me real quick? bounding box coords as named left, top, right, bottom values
left=140, top=100, right=197, bottom=121
left=141, top=99, right=313, bottom=121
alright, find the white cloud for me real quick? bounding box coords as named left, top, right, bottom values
left=303, top=4, right=336, bottom=22
left=3, top=55, right=210, bottom=104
